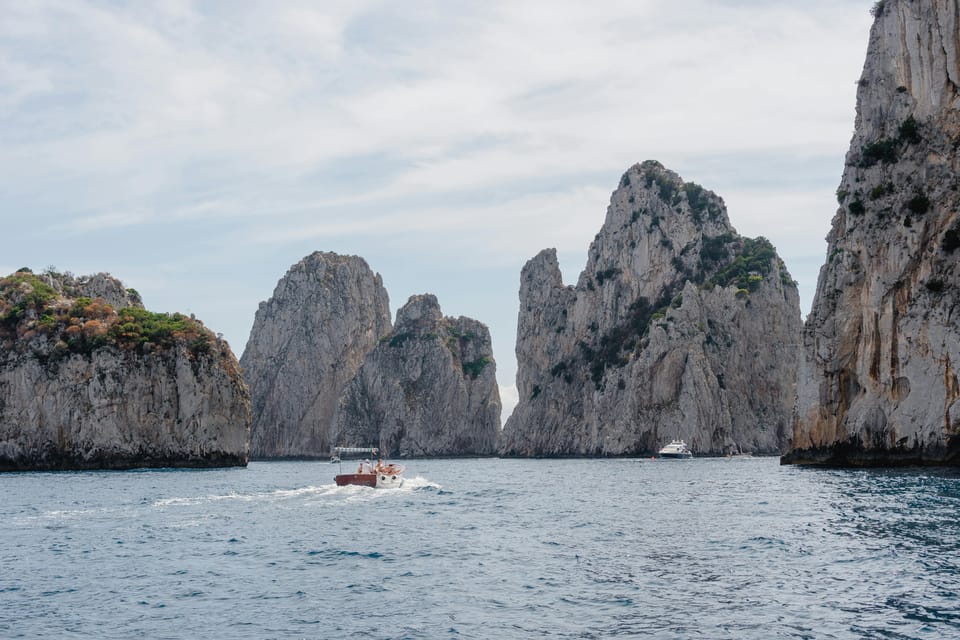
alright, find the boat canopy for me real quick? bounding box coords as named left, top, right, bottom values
left=331, top=446, right=380, bottom=458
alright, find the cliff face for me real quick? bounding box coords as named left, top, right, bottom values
left=333, top=294, right=501, bottom=456
left=501, top=161, right=801, bottom=456
left=0, top=270, right=249, bottom=470
left=240, top=252, right=391, bottom=458
left=785, top=0, right=960, bottom=465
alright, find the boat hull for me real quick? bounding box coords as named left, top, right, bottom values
left=375, top=472, right=404, bottom=489
left=658, top=439, right=693, bottom=458
left=334, top=463, right=405, bottom=488
left=334, top=473, right=377, bottom=488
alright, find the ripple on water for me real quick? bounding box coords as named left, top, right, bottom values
left=3, top=458, right=960, bottom=639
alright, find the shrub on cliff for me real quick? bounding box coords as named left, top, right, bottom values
left=708, top=237, right=777, bottom=292
left=0, top=270, right=213, bottom=358
left=942, top=225, right=960, bottom=253
left=859, top=139, right=899, bottom=167
left=0, top=272, right=58, bottom=328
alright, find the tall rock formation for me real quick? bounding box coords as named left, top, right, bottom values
left=0, top=270, right=250, bottom=470
left=784, top=0, right=960, bottom=465
left=240, top=252, right=391, bottom=458
left=501, top=161, right=801, bottom=456
left=333, top=294, right=501, bottom=456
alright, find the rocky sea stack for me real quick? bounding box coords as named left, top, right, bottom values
left=784, top=0, right=960, bottom=466
left=333, top=294, right=501, bottom=457
left=500, top=161, right=801, bottom=456
left=0, top=269, right=250, bottom=471
left=240, top=252, right=392, bottom=458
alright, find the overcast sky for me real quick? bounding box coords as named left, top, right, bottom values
left=1, top=1, right=876, bottom=420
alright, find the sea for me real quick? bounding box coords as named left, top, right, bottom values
left=2, top=457, right=959, bottom=639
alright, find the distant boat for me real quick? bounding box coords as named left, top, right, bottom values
left=332, top=447, right=405, bottom=488
left=658, top=439, right=693, bottom=459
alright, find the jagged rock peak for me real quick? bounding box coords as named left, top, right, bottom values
left=784, top=0, right=960, bottom=465
left=10, top=268, right=143, bottom=311
left=523, top=249, right=565, bottom=288
left=240, top=251, right=391, bottom=458
left=857, top=0, right=960, bottom=131
left=0, top=268, right=250, bottom=471
left=394, top=293, right=443, bottom=333
left=501, top=162, right=800, bottom=457
left=333, top=294, right=501, bottom=457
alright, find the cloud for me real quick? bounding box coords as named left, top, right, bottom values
left=0, top=0, right=876, bottom=411
left=64, top=208, right=156, bottom=233
left=3, top=0, right=869, bottom=223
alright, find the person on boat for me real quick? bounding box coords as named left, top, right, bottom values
left=360, top=459, right=373, bottom=474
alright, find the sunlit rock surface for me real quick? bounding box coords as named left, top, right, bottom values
left=501, top=162, right=801, bottom=456
left=785, top=0, right=960, bottom=465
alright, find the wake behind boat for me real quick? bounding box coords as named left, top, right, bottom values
left=332, top=447, right=405, bottom=488
left=658, top=439, right=693, bottom=459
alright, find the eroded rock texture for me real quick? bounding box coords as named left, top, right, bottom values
left=240, top=252, right=391, bottom=458
left=0, top=270, right=249, bottom=470
left=501, top=161, right=801, bottom=456
left=784, top=0, right=960, bottom=465
left=333, top=294, right=501, bottom=456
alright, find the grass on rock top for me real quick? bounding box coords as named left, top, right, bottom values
left=0, top=270, right=213, bottom=358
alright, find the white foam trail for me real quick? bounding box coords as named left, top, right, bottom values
left=153, top=485, right=330, bottom=507
left=152, top=475, right=441, bottom=508
left=401, top=475, right=441, bottom=491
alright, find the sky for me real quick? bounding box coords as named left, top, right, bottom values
left=1, top=1, right=876, bottom=421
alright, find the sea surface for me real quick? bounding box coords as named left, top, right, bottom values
left=2, top=457, right=960, bottom=639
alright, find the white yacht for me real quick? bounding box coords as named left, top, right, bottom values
left=658, top=439, right=693, bottom=459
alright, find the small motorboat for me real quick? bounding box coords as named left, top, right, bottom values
left=658, top=439, right=693, bottom=459
left=333, top=448, right=405, bottom=488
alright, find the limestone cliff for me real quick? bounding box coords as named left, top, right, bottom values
left=240, top=252, right=391, bottom=457
left=333, top=294, right=501, bottom=456
left=501, top=161, right=801, bottom=456
left=0, top=270, right=250, bottom=470
left=784, top=0, right=960, bottom=465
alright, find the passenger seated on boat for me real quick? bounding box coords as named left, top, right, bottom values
left=359, top=459, right=373, bottom=474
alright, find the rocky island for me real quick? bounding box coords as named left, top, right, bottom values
left=500, top=161, right=801, bottom=456
left=242, top=253, right=499, bottom=458
left=783, top=0, right=960, bottom=465
left=333, top=294, right=501, bottom=457
left=0, top=269, right=250, bottom=471
left=240, top=252, right=392, bottom=458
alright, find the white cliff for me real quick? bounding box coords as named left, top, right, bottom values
left=332, top=294, right=501, bottom=456
left=501, top=161, right=801, bottom=456
left=240, top=252, right=392, bottom=458
left=785, top=0, right=960, bottom=465
left=0, top=270, right=249, bottom=470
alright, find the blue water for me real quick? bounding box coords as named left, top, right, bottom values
left=2, top=458, right=960, bottom=639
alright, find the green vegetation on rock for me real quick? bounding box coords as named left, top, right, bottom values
left=461, top=357, right=490, bottom=379
left=638, top=165, right=724, bottom=223
left=858, top=115, right=923, bottom=168
left=860, top=139, right=899, bottom=167
left=0, top=270, right=214, bottom=358
left=567, top=233, right=786, bottom=390
left=942, top=224, right=960, bottom=252
left=708, top=237, right=778, bottom=292
left=906, top=193, right=930, bottom=215
left=0, top=272, right=58, bottom=328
